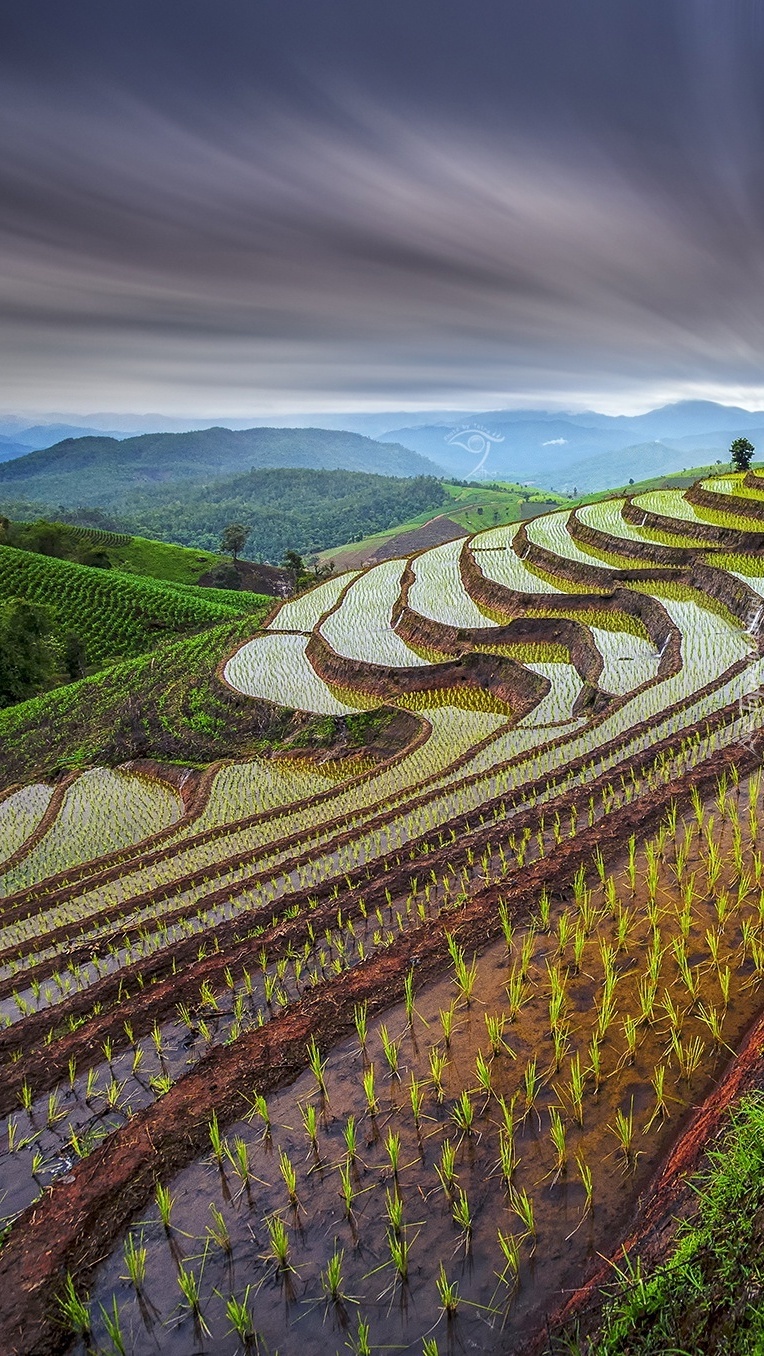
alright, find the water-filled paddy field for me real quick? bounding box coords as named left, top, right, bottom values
left=5, top=478, right=764, bottom=1354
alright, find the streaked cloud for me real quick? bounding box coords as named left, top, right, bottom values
left=1, top=0, right=764, bottom=415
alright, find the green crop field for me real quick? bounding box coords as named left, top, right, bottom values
left=6, top=471, right=764, bottom=1355
left=0, top=541, right=268, bottom=680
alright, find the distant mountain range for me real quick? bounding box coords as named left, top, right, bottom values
left=0, top=400, right=763, bottom=501
left=0, top=424, right=128, bottom=464
left=0, top=426, right=440, bottom=507
left=377, top=401, right=764, bottom=492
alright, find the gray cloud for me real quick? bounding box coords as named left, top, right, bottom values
left=2, top=0, right=764, bottom=414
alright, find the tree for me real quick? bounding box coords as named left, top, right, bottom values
left=730, top=437, right=755, bottom=472
left=221, top=523, right=249, bottom=561
left=0, top=598, right=55, bottom=707
left=282, top=549, right=305, bottom=576
left=63, top=631, right=87, bottom=681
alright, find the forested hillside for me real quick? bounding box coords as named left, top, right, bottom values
left=103, top=468, right=449, bottom=558
left=0, top=425, right=440, bottom=505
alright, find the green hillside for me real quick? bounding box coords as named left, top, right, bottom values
left=0, top=425, right=440, bottom=506
left=108, top=467, right=449, bottom=558
left=0, top=616, right=276, bottom=783
left=1, top=517, right=226, bottom=584
left=0, top=543, right=267, bottom=675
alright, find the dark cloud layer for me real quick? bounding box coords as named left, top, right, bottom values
left=2, top=0, right=764, bottom=414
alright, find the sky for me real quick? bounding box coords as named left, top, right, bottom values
left=2, top=0, right=764, bottom=418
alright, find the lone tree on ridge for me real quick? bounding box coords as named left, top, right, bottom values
left=730, top=437, right=755, bottom=472
left=221, top=523, right=249, bottom=561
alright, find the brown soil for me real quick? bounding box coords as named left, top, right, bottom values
left=2, top=727, right=764, bottom=1356
left=369, top=515, right=468, bottom=561
left=623, top=495, right=764, bottom=550
left=686, top=481, right=764, bottom=524
left=197, top=558, right=292, bottom=596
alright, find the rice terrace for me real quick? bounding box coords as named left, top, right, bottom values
left=8, top=469, right=764, bottom=1355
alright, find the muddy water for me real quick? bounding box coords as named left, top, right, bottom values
left=73, top=776, right=764, bottom=1354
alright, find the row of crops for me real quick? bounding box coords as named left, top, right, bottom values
left=5, top=474, right=764, bottom=1354
left=0, top=544, right=261, bottom=667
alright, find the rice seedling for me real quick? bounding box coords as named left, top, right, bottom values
left=207, top=1203, right=232, bottom=1253
left=474, top=1050, right=493, bottom=1099
left=228, top=1136, right=252, bottom=1187
left=175, top=1261, right=211, bottom=1335
left=385, top=1129, right=402, bottom=1178
left=452, top=1089, right=475, bottom=1136
left=208, top=1111, right=226, bottom=1165
left=496, top=1228, right=520, bottom=1287
left=436, top=1262, right=460, bottom=1315
left=246, top=1091, right=272, bottom=1140
left=439, top=1003, right=456, bottom=1046
left=265, top=1214, right=292, bottom=1272
left=387, top=1229, right=410, bottom=1284
left=609, top=1099, right=636, bottom=1168
left=337, top=1157, right=356, bottom=1217
left=645, top=1064, right=670, bottom=1130
left=321, top=1245, right=346, bottom=1303
left=224, top=1286, right=258, bottom=1344
left=350, top=1317, right=373, bottom=1356
left=572, top=923, right=587, bottom=974
left=428, top=1047, right=448, bottom=1101
left=343, top=1113, right=357, bottom=1162
left=523, top=1057, right=542, bottom=1123
left=452, top=1187, right=473, bottom=1246
left=621, top=1014, right=639, bottom=1064
left=307, top=1035, right=328, bottom=1099
left=520, top=928, right=537, bottom=980
left=121, top=1232, right=147, bottom=1289
left=154, top=1182, right=174, bottom=1231
left=498, top=899, right=514, bottom=953
left=354, top=1001, right=369, bottom=1051
left=453, top=948, right=479, bottom=1006
left=637, top=974, right=658, bottom=1026
left=669, top=1031, right=706, bottom=1082
left=696, top=1002, right=727, bottom=1047
left=548, top=1105, right=568, bottom=1181
left=508, top=1185, right=536, bottom=1244
left=363, top=1064, right=380, bottom=1116
left=300, top=1101, right=320, bottom=1155
left=408, top=1072, right=425, bottom=1131
left=435, top=1137, right=458, bottom=1198
left=56, top=1273, right=90, bottom=1339
left=404, top=967, right=416, bottom=1025
left=505, top=962, right=530, bottom=1021
left=485, top=1010, right=511, bottom=1056
left=380, top=1024, right=402, bottom=1077
left=278, top=1148, right=299, bottom=1205
left=98, top=1295, right=127, bottom=1356
left=575, top=1150, right=594, bottom=1214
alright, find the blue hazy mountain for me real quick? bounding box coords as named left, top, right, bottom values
left=377, top=402, right=764, bottom=491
